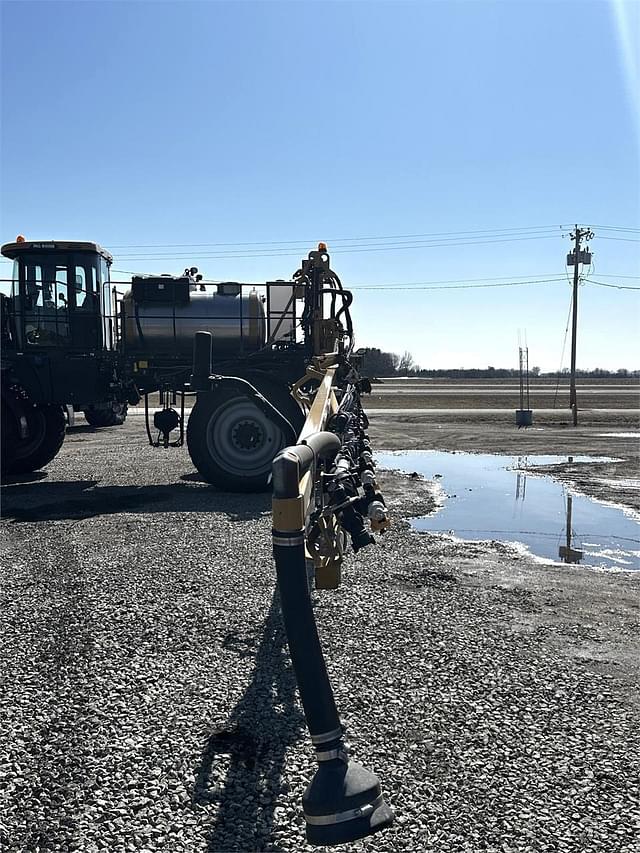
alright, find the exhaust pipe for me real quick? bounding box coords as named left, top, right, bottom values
left=190, top=330, right=213, bottom=391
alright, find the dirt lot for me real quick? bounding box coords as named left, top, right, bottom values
left=367, top=377, right=640, bottom=412
left=1, top=390, right=639, bottom=852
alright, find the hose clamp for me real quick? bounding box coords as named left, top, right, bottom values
left=315, top=747, right=349, bottom=763
left=272, top=535, right=304, bottom=547
left=304, top=794, right=384, bottom=826
left=310, top=726, right=342, bottom=745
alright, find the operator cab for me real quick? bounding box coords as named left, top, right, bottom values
left=1, top=238, right=114, bottom=351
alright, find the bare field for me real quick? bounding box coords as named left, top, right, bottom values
left=367, top=377, right=640, bottom=412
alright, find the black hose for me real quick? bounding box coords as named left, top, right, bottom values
left=272, top=431, right=343, bottom=739
left=273, top=537, right=343, bottom=738
left=335, top=290, right=354, bottom=346
left=217, top=376, right=298, bottom=445
left=134, top=301, right=145, bottom=346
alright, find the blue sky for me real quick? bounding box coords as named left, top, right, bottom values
left=1, top=0, right=638, bottom=370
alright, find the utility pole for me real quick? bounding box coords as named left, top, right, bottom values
left=567, top=225, right=594, bottom=426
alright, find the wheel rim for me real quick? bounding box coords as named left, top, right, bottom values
left=205, top=396, right=284, bottom=477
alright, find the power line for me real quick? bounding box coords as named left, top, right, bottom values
left=113, top=235, right=561, bottom=257
left=108, top=224, right=639, bottom=260
left=4, top=274, right=634, bottom=293
left=0, top=229, right=563, bottom=263
left=106, top=224, right=565, bottom=249
left=104, top=275, right=567, bottom=291
left=588, top=272, right=640, bottom=279
left=591, top=224, right=640, bottom=233
left=86, top=222, right=640, bottom=250
left=349, top=272, right=564, bottom=286
left=584, top=278, right=640, bottom=291
left=350, top=277, right=567, bottom=291
left=2, top=222, right=636, bottom=257
left=112, top=233, right=565, bottom=261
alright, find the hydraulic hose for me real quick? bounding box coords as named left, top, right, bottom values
left=272, top=432, right=342, bottom=737
left=224, top=376, right=298, bottom=445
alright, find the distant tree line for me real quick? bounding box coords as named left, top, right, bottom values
left=539, top=368, right=639, bottom=378
left=358, top=348, right=416, bottom=377
left=358, top=348, right=638, bottom=379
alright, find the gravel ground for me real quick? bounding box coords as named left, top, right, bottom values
left=1, top=419, right=639, bottom=853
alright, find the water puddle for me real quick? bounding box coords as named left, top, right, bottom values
left=377, top=451, right=640, bottom=571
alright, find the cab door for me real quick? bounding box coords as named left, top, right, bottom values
left=70, top=259, right=102, bottom=350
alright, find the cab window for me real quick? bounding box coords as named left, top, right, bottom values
left=75, top=264, right=99, bottom=311
left=23, top=261, right=71, bottom=346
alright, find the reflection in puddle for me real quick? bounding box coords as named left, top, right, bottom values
left=377, top=451, right=640, bottom=571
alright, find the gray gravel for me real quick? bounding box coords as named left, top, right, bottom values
left=1, top=420, right=639, bottom=852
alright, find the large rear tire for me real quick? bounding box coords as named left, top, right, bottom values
left=186, top=381, right=304, bottom=492
left=1, top=398, right=66, bottom=476
left=83, top=402, right=128, bottom=427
